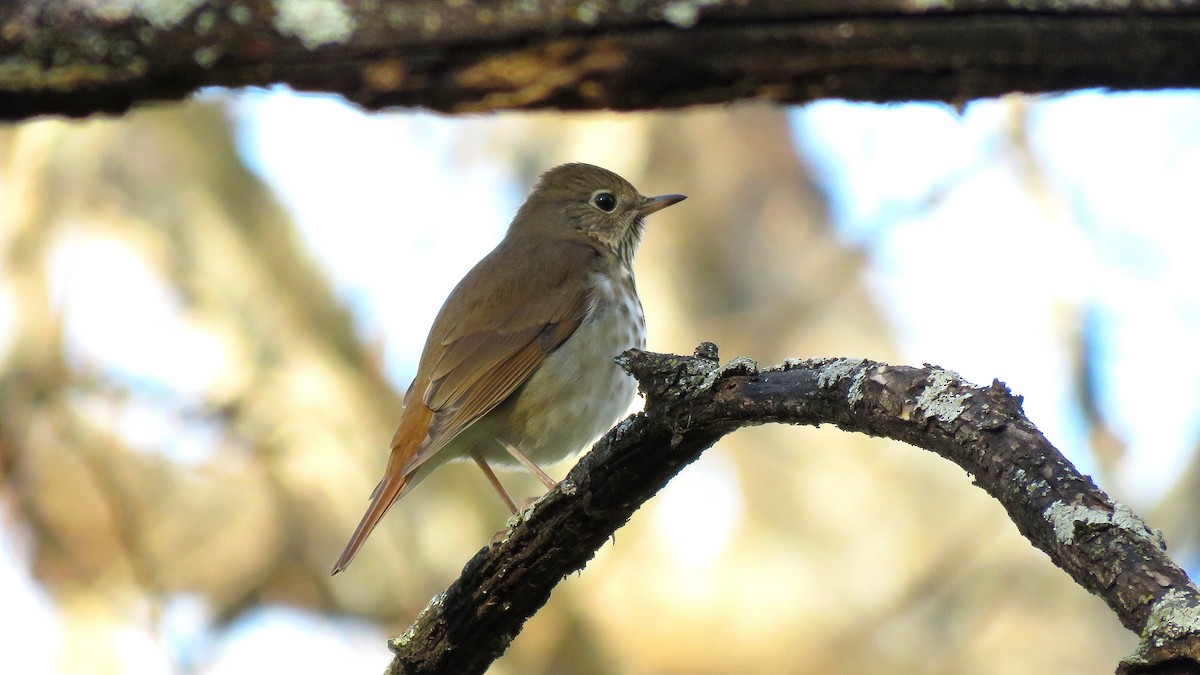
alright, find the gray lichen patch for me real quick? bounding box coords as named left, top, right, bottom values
left=1045, top=499, right=1163, bottom=548
left=847, top=367, right=867, bottom=405
left=683, top=354, right=722, bottom=392
left=273, top=0, right=356, bottom=49
left=1144, top=587, right=1200, bottom=642
left=1012, top=467, right=1047, bottom=498
left=70, top=0, right=207, bottom=29
left=691, top=355, right=756, bottom=392
left=816, top=357, right=864, bottom=388
left=774, top=357, right=810, bottom=370
left=1047, top=501, right=1112, bottom=545
left=813, top=357, right=867, bottom=405
left=1112, top=501, right=1167, bottom=550
left=229, top=4, right=254, bottom=25
left=572, top=1, right=605, bottom=25
left=908, top=0, right=957, bottom=9
left=915, top=368, right=970, bottom=422
left=663, top=2, right=701, bottom=27
left=720, top=356, right=758, bottom=377
left=661, top=0, right=721, bottom=28
left=193, top=45, right=222, bottom=69
left=390, top=591, right=446, bottom=649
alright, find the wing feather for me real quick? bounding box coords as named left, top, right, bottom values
left=395, top=236, right=598, bottom=477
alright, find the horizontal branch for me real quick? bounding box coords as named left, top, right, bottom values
left=388, top=344, right=1200, bottom=675
left=4, top=1, right=1200, bottom=121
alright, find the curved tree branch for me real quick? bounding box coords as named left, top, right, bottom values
left=4, top=1, right=1200, bottom=121
left=388, top=344, right=1200, bottom=675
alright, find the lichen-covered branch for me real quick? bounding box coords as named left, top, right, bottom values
left=387, top=344, right=1200, bottom=675
left=5, top=1, right=1200, bottom=121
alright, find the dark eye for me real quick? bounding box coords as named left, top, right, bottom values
left=592, top=192, right=617, bottom=212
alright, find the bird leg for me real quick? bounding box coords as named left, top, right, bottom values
left=495, top=437, right=558, bottom=490
left=470, top=451, right=518, bottom=514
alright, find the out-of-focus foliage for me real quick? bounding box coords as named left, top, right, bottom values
left=0, top=100, right=1138, bottom=673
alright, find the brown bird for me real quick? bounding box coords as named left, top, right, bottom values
left=332, top=163, right=685, bottom=574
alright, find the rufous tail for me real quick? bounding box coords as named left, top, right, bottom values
left=331, top=469, right=409, bottom=575
left=333, top=398, right=434, bottom=575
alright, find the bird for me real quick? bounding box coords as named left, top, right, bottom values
left=332, top=162, right=685, bottom=574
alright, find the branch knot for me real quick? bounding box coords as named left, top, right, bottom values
left=617, top=343, right=758, bottom=421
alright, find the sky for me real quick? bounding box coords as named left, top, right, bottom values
left=4, top=87, right=1200, bottom=672
left=797, top=92, right=1200, bottom=502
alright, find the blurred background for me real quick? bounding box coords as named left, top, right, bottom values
left=2, top=89, right=1199, bottom=673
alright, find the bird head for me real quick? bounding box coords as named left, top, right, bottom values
left=511, top=162, right=686, bottom=264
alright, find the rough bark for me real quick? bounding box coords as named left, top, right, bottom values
left=4, top=1, right=1200, bottom=121
left=388, top=344, right=1200, bottom=675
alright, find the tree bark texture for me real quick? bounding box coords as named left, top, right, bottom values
left=4, top=1, right=1200, bottom=121
left=388, top=345, right=1200, bottom=675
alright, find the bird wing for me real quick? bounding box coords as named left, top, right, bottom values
left=403, top=236, right=598, bottom=475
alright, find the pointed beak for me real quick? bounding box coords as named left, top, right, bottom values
left=637, top=193, right=687, bottom=216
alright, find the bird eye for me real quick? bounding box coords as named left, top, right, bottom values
left=591, top=191, right=617, bottom=213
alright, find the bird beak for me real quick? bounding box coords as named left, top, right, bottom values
left=637, top=194, right=687, bottom=216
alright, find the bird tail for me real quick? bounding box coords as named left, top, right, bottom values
left=330, top=460, right=410, bottom=575
left=332, top=394, right=435, bottom=575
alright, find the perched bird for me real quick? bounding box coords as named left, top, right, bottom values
left=332, top=163, right=685, bottom=574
